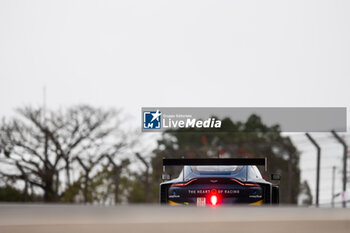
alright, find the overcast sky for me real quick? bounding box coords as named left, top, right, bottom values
left=1, top=0, right=350, bottom=205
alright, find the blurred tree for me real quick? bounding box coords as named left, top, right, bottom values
left=60, top=179, right=82, bottom=203
left=0, top=105, right=127, bottom=202
left=105, top=156, right=130, bottom=204
left=135, top=153, right=151, bottom=202
left=150, top=115, right=301, bottom=204
left=299, top=180, right=313, bottom=206
left=128, top=175, right=147, bottom=203
left=0, top=185, right=42, bottom=202
left=75, top=154, right=105, bottom=203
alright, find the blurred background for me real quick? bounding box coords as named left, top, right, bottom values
left=1, top=0, right=350, bottom=208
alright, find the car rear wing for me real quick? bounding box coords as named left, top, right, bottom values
left=163, top=158, right=267, bottom=171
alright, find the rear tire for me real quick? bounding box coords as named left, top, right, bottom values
left=160, top=183, right=171, bottom=204
left=272, top=185, right=279, bottom=204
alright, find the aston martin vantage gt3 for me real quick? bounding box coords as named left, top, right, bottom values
left=160, top=158, right=280, bottom=206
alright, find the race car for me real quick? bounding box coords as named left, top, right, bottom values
left=160, top=158, right=280, bottom=206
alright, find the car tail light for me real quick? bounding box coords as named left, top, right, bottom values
left=171, top=179, right=198, bottom=187
left=230, top=178, right=260, bottom=187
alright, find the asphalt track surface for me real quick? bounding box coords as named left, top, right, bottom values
left=0, top=204, right=350, bottom=233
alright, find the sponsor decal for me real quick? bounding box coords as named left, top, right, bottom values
left=188, top=189, right=240, bottom=194
left=169, top=191, right=180, bottom=198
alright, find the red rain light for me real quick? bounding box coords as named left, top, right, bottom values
left=210, top=195, right=218, bottom=206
